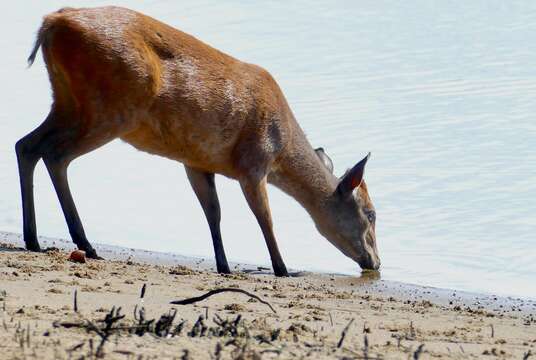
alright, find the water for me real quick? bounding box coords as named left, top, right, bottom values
left=1, top=1, right=535, bottom=298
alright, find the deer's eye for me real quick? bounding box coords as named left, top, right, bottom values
left=366, top=210, right=376, bottom=223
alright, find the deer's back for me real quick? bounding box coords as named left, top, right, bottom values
left=43, top=6, right=293, bottom=177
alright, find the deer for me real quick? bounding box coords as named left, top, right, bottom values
left=16, top=6, right=380, bottom=277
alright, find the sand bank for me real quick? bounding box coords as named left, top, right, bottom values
left=1, top=231, right=535, bottom=359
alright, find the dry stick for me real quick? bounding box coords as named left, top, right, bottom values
left=181, top=349, right=191, bottom=360
left=363, top=334, right=369, bottom=360
left=73, top=290, right=78, bottom=313
left=114, top=350, right=134, bottom=356
left=170, top=288, right=276, bottom=314
left=329, top=312, right=334, bottom=327
left=409, top=321, right=416, bottom=339
left=337, top=318, right=354, bottom=348
left=89, top=339, right=94, bottom=358
left=134, top=284, right=147, bottom=321
left=413, top=344, right=424, bottom=359
left=26, top=323, right=30, bottom=347
left=69, top=342, right=85, bottom=352
left=490, top=324, right=494, bottom=338
left=140, top=284, right=147, bottom=299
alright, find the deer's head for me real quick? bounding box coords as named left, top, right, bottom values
left=315, top=149, right=380, bottom=271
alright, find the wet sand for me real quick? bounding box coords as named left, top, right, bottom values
left=1, top=231, right=535, bottom=359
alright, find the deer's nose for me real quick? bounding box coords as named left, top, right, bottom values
left=360, top=252, right=381, bottom=270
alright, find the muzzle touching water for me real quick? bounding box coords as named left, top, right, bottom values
left=359, top=254, right=381, bottom=270
left=359, top=247, right=381, bottom=270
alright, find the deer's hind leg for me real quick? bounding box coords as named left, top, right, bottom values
left=21, top=110, right=126, bottom=258
left=15, top=113, right=57, bottom=251
left=43, top=120, right=127, bottom=258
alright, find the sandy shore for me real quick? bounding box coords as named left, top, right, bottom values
left=0, top=232, right=535, bottom=359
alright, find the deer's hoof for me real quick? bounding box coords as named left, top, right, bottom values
left=217, top=265, right=231, bottom=274
left=85, top=249, right=103, bottom=260
left=25, top=241, right=41, bottom=253
left=274, top=268, right=289, bottom=277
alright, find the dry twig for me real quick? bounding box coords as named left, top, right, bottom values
left=170, top=288, right=276, bottom=313
left=414, top=344, right=424, bottom=359
left=337, top=318, right=354, bottom=348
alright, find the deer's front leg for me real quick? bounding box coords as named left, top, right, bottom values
left=185, top=166, right=231, bottom=274
left=239, top=176, right=288, bottom=277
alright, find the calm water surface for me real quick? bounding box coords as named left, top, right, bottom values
left=1, top=1, right=535, bottom=298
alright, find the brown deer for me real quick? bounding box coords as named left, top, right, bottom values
left=16, top=6, right=380, bottom=276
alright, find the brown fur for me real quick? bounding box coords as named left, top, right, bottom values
left=17, top=7, right=380, bottom=275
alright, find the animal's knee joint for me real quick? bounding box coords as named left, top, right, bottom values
left=15, top=137, right=40, bottom=162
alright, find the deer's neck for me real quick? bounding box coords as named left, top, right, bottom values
left=268, top=129, right=337, bottom=220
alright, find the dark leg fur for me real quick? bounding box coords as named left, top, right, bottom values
left=185, top=166, right=231, bottom=274
left=240, top=176, right=288, bottom=277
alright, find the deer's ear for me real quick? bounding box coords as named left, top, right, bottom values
left=336, top=152, right=370, bottom=196
left=315, top=147, right=334, bottom=173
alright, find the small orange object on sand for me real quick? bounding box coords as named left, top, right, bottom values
left=69, top=250, right=86, bottom=263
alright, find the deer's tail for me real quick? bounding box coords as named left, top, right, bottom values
left=28, top=27, right=43, bottom=67
left=27, top=14, right=59, bottom=67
